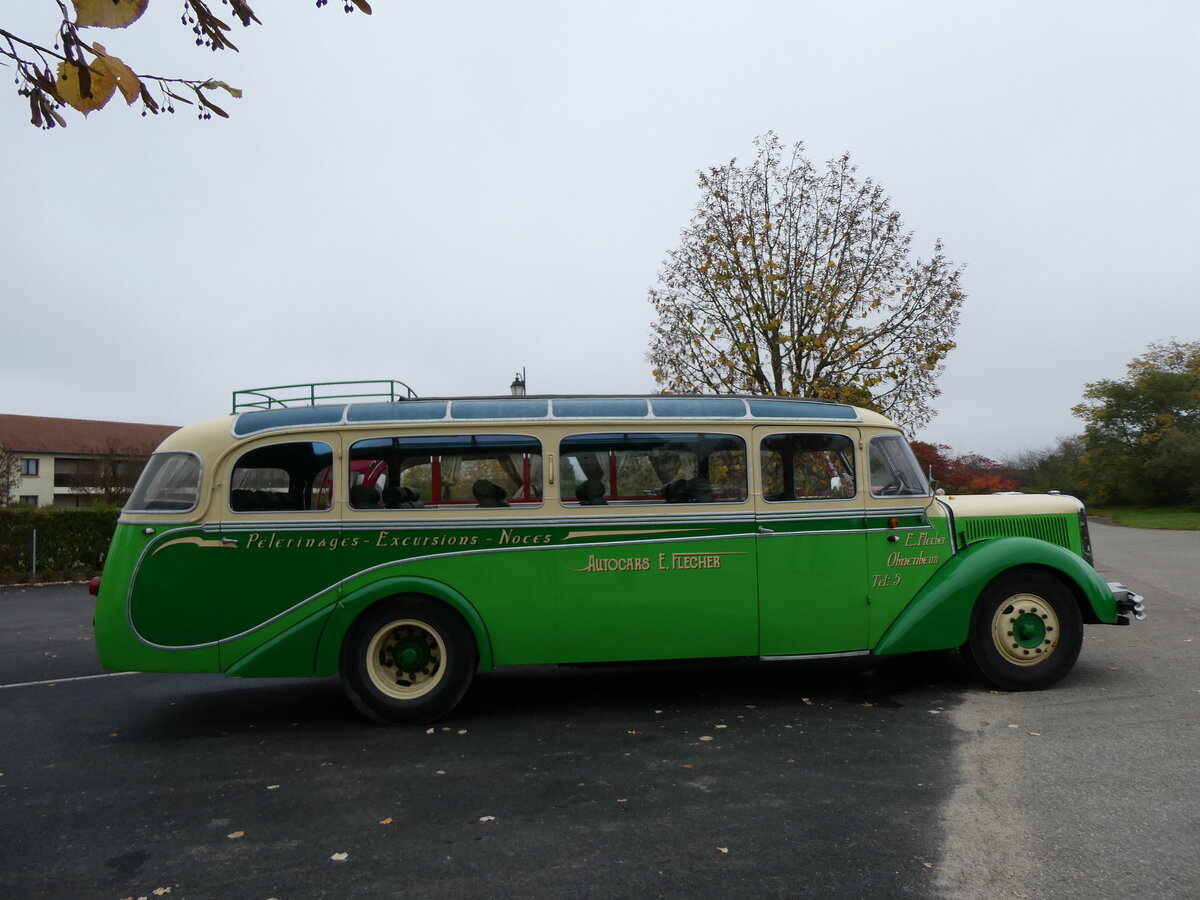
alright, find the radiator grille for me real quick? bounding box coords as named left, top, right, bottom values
left=960, top=514, right=1074, bottom=551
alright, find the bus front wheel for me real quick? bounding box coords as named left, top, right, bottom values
left=339, top=597, right=477, bottom=724
left=961, top=569, right=1083, bottom=691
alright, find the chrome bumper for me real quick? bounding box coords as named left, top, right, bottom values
left=1109, top=582, right=1147, bottom=624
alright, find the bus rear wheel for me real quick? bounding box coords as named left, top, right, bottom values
left=962, top=569, right=1083, bottom=691
left=340, top=598, right=477, bottom=724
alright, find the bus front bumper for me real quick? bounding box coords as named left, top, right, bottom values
left=1110, top=583, right=1147, bottom=624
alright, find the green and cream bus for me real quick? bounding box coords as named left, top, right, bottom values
left=91, top=382, right=1145, bottom=723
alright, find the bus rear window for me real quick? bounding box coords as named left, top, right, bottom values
left=125, top=453, right=202, bottom=513
left=230, top=442, right=334, bottom=512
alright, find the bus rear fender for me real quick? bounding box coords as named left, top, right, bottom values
left=313, top=576, right=495, bottom=678
left=873, top=536, right=1118, bottom=657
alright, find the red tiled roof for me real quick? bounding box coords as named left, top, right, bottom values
left=0, top=414, right=178, bottom=456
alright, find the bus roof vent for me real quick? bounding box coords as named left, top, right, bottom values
left=232, top=380, right=418, bottom=413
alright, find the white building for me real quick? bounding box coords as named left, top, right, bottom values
left=0, top=414, right=178, bottom=508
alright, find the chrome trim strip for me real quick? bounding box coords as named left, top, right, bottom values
left=760, top=650, right=871, bottom=661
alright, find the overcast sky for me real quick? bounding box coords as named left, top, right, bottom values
left=3, top=1, right=1197, bottom=458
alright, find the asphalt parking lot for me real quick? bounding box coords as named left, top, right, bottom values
left=0, top=522, right=1196, bottom=900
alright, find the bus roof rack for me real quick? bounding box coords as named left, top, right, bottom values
left=232, top=380, right=418, bottom=413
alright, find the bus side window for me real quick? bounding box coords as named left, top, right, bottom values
left=559, top=433, right=747, bottom=505
left=869, top=434, right=930, bottom=497
left=760, top=433, right=857, bottom=502
left=347, top=434, right=543, bottom=509
left=230, top=441, right=334, bottom=512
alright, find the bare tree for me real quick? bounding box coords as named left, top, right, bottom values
left=66, top=440, right=152, bottom=506
left=2, top=0, right=370, bottom=128
left=648, top=133, right=966, bottom=431
left=0, top=443, right=21, bottom=506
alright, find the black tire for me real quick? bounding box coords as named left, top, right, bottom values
left=339, top=596, right=477, bottom=724
left=961, top=568, right=1083, bottom=691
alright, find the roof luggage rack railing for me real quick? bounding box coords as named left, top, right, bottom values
left=232, top=380, right=418, bottom=413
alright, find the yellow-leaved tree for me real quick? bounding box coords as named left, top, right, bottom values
left=2, top=0, right=370, bottom=128
left=648, top=133, right=966, bottom=431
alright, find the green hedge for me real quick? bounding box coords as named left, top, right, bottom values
left=0, top=506, right=120, bottom=583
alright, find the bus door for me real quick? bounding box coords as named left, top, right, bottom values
left=554, top=430, right=760, bottom=663
left=754, top=427, right=869, bottom=655
left=216, top=437, right=346, bottom=667
left=862, top=432, right=948, bottom=646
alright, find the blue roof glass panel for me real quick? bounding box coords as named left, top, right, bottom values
left=651, top=397, right=747, bottom=418
left=552, top=398, right=650, bottom=418
left=233, top=405, right=346, bottom=437
left=746, top=399, right=858, bottom=420
left=450, top=399, right=550, bottom=419
left=347, top=401, right=449, bottom=423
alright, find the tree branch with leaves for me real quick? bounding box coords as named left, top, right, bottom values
left=648, top=133, right=966, bottom=431
left=2, top=0, right=370, bottom=129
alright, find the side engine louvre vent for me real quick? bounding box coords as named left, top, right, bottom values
left=960, top=514, right=1073, bottom=551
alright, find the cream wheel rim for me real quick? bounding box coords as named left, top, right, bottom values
left=990, top=592, right=1060, bottom=667
left=365, top=619, right=446, bottom=699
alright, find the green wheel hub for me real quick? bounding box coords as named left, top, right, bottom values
left=990, top=593, right=1060, bottom=667
left=394, top=636, right=431, bottom=673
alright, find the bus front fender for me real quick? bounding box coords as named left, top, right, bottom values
left=873, top=537, right=1118, bottom=657
left=314, top=575, right=495, bottom=677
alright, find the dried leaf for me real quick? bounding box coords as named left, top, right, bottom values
left=90, top=45, right=141, bottom=105
left=331, top=852, right=348, bottom=861
left=478, top=815, right=495, bottom=822
left=351, top=0, right=373, bottom=13
left=195, top=90, right=229, bottom=118
left=228, top=0, right=262, bottom=26
left=202, top=80, right=243, bottom=99
left=56, top=60, right=116, bottom=114
left=227, top=830, right=245, bottom=839
left=28, top=67, right=65, bottom=104
left=72, top=0, right=150, bottom=29
left=137, top=84, right=160, bottom=114
left=379, top=817, right=393, bottom=825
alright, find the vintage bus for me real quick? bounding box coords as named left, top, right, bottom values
left=91, top=382, right=1145, bottom=723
